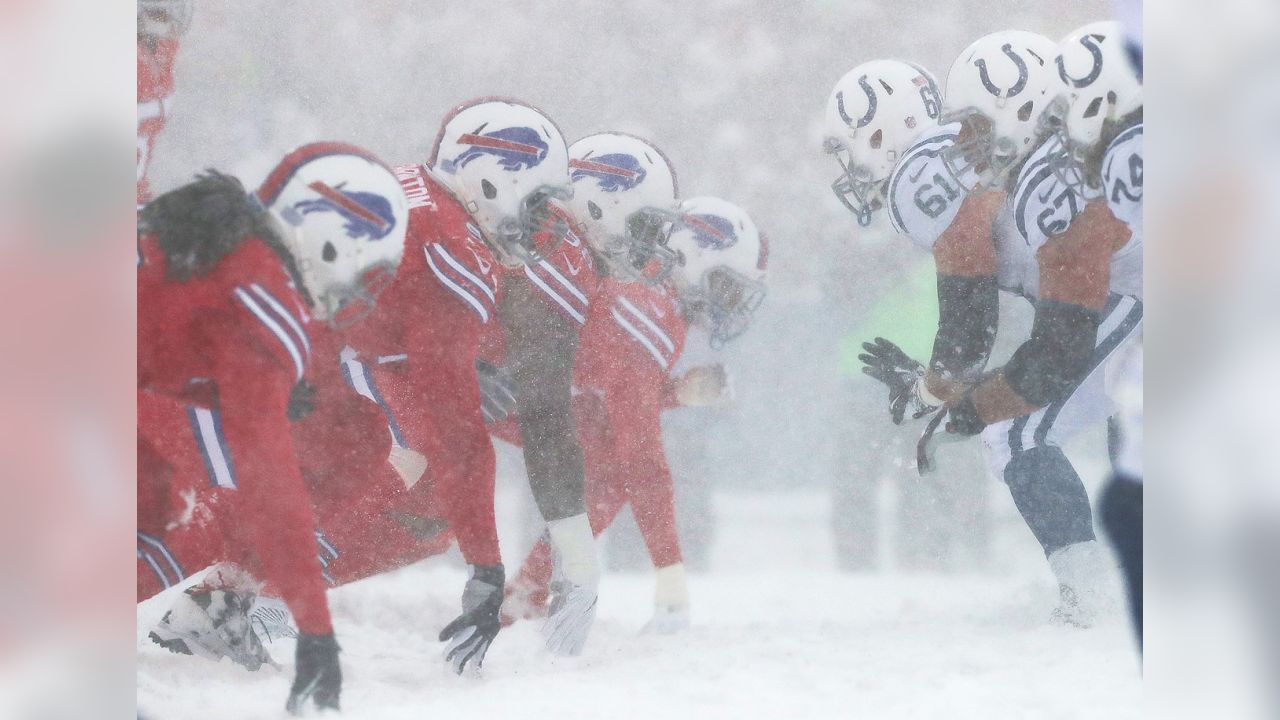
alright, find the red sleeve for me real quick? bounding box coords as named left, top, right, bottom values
left=396, top=302, right=501, bottom=567
left=601, top=372, right=683, bottom=569
left=213, top=320, right=332, bottom=635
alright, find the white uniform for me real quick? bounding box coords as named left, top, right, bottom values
left=980, top=123, right=1145, bottom=472
left=886, top=122, right=1144, bottom=474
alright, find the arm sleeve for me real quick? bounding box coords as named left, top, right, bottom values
left=929, top=274, right=998, bottom=382
left=213, top=328, right=332, bottom=635
left=604, top=376, right=682, bottom=568
left=498, top=274, right=587, bottom=523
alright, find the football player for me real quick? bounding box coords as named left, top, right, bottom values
left=137, top=0, right=192, bottom=204
left=502, top=190, right=768, bottom=635
left=137, top=142, right=410, bottom=713
left=858, top=25, right=1143, bottom=625
left=822, top=59, right=943, bottom=228
left=321, top=98, right=607, bottom=669
left=499, top=132, right=686, bottom=628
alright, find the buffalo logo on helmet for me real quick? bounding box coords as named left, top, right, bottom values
left=569, top=154, right=647, bottom=192
left=293, top=180, right=397, bottom=241
left=684, top=213, right=738, bottom=250
left=446, top=127, right=549, bottom=172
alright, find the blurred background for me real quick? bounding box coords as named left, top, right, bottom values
left=0, top=0, right=1278, bottom=716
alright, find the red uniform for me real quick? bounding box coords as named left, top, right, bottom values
left=335, top=165, right=504, bottom=567
left=299, top=322, right=454, bottom=586
left=137, top=38, right=179, bottom=204
left=136, top=234, right=333, bottom=636
left=506, top=276, right=688, bottom=602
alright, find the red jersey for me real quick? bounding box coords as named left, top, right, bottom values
left=335, top=165, right=503, bottom=566
left=509, top=205, right=601, bottom=327
left=137, top=38, right=179, bottom=204
left=137, top=234, right=333, bottom=635
left=576, top=278, right=687, bottom=567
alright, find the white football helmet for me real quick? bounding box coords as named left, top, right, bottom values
left=1056, top=21, right=1143, bottom=149
left=823, top=59, right=942, bottom=226
left=138, top=0, right=193, bottom=39
left=256, top=142, right=408, bottom=326
left=429, top=98, right=571, bottom=268
left=1042, top=21, right=1143, bottom=195
left=943, top=30, right=1060, bottom=187
left=667, top=197, right=767, bottom=347
left=567, top=132, right=680, bottom=283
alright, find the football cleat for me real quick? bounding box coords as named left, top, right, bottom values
left=148, top=585, right=277, bottom=671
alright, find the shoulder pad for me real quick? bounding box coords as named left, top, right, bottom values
left=886, top=126, right=968, bottom=251
left=1010, top=139, right=1086, bottom=251
left=1100, top=124, right=1143, bottom=231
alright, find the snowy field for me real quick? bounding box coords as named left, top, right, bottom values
left=137, top=488, right=1142, bottom=719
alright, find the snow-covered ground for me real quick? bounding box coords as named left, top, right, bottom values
left=137, top=488, right=1142, bottom=719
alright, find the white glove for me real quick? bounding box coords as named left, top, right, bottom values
left=541, top=514, right=599, bottom=656
left=387, top=445, right=428, bottom=489
left=674, top=365, right=733, bottom=407
left=642, top=563, right=690, bottom=635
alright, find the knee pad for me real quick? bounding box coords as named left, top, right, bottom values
left=1004, top=446, right=1095, bottom=556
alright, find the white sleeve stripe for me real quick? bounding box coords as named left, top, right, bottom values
left=249, top=283, right=310, bottom=357
left=524, top=265, right=586, bottom=324
left=423, top=245, right=489, bottom=323
left=610, top=308, right=669, bottom=369
left=234, top=287, right=305, bottom=381
left=432, top=244, right=495, bottom=302
left=536, top=259, right=588, bottom=304
left=617, top=296, right=675, bottom=353
left=192, top=407, right=237, bottom=489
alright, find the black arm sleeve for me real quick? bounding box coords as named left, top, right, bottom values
left=497, top=274, right=586, bottom=522
left=929, top=274, right=998, bottom=381
left=1003, top=299, right=1100, bottom=407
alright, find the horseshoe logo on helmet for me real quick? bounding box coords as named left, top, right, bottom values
left=1057, top=33, right=1104, bottom=89
left=975, top=43, right=1029, bottom=98
left=836, top=75, right=878, bottom=129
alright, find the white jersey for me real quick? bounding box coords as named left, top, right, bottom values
left=886, top=123, right=980, bottom=252
left=1100, top=123, right=1143, bottom=298
left=1010, top=124, right=1144, bottom=298
left=888, top=123, right=1039, bottom=297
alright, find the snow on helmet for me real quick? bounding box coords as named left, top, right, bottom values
left=138, top=0, right=193, bottom=39
left=429, top=98, right=571, bottom=268
left=943, top=30, right=1060, bottom=187
left=567, top=132, right=680, bottom=283
left=823, top=59, right=942, bottom=226
left=256, top=142, right=408, bottom=326
left=667, top=197, right=768, bottom=347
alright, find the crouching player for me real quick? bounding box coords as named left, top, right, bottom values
left=501, top=193, right=768, bottom=633
left=137, top=142, right=409, bottom=713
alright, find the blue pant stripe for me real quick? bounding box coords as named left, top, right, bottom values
left=209, top=408, right=238, bottom=488
left=138, top=548, right=172, bottom=589
left=137, top=532, right=184, bottom=583
left=360, top=364, right=408, bottom=449
left=1033, top=295, right=1143, bottom=447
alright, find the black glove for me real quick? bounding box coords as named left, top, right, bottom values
left=859, top=337, right=937, bottom=424
left=439, top=564, right=504, bottom=674
left=285, top=632, right=341, bottom=715
left=944, top=392, right=986, bottom=436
